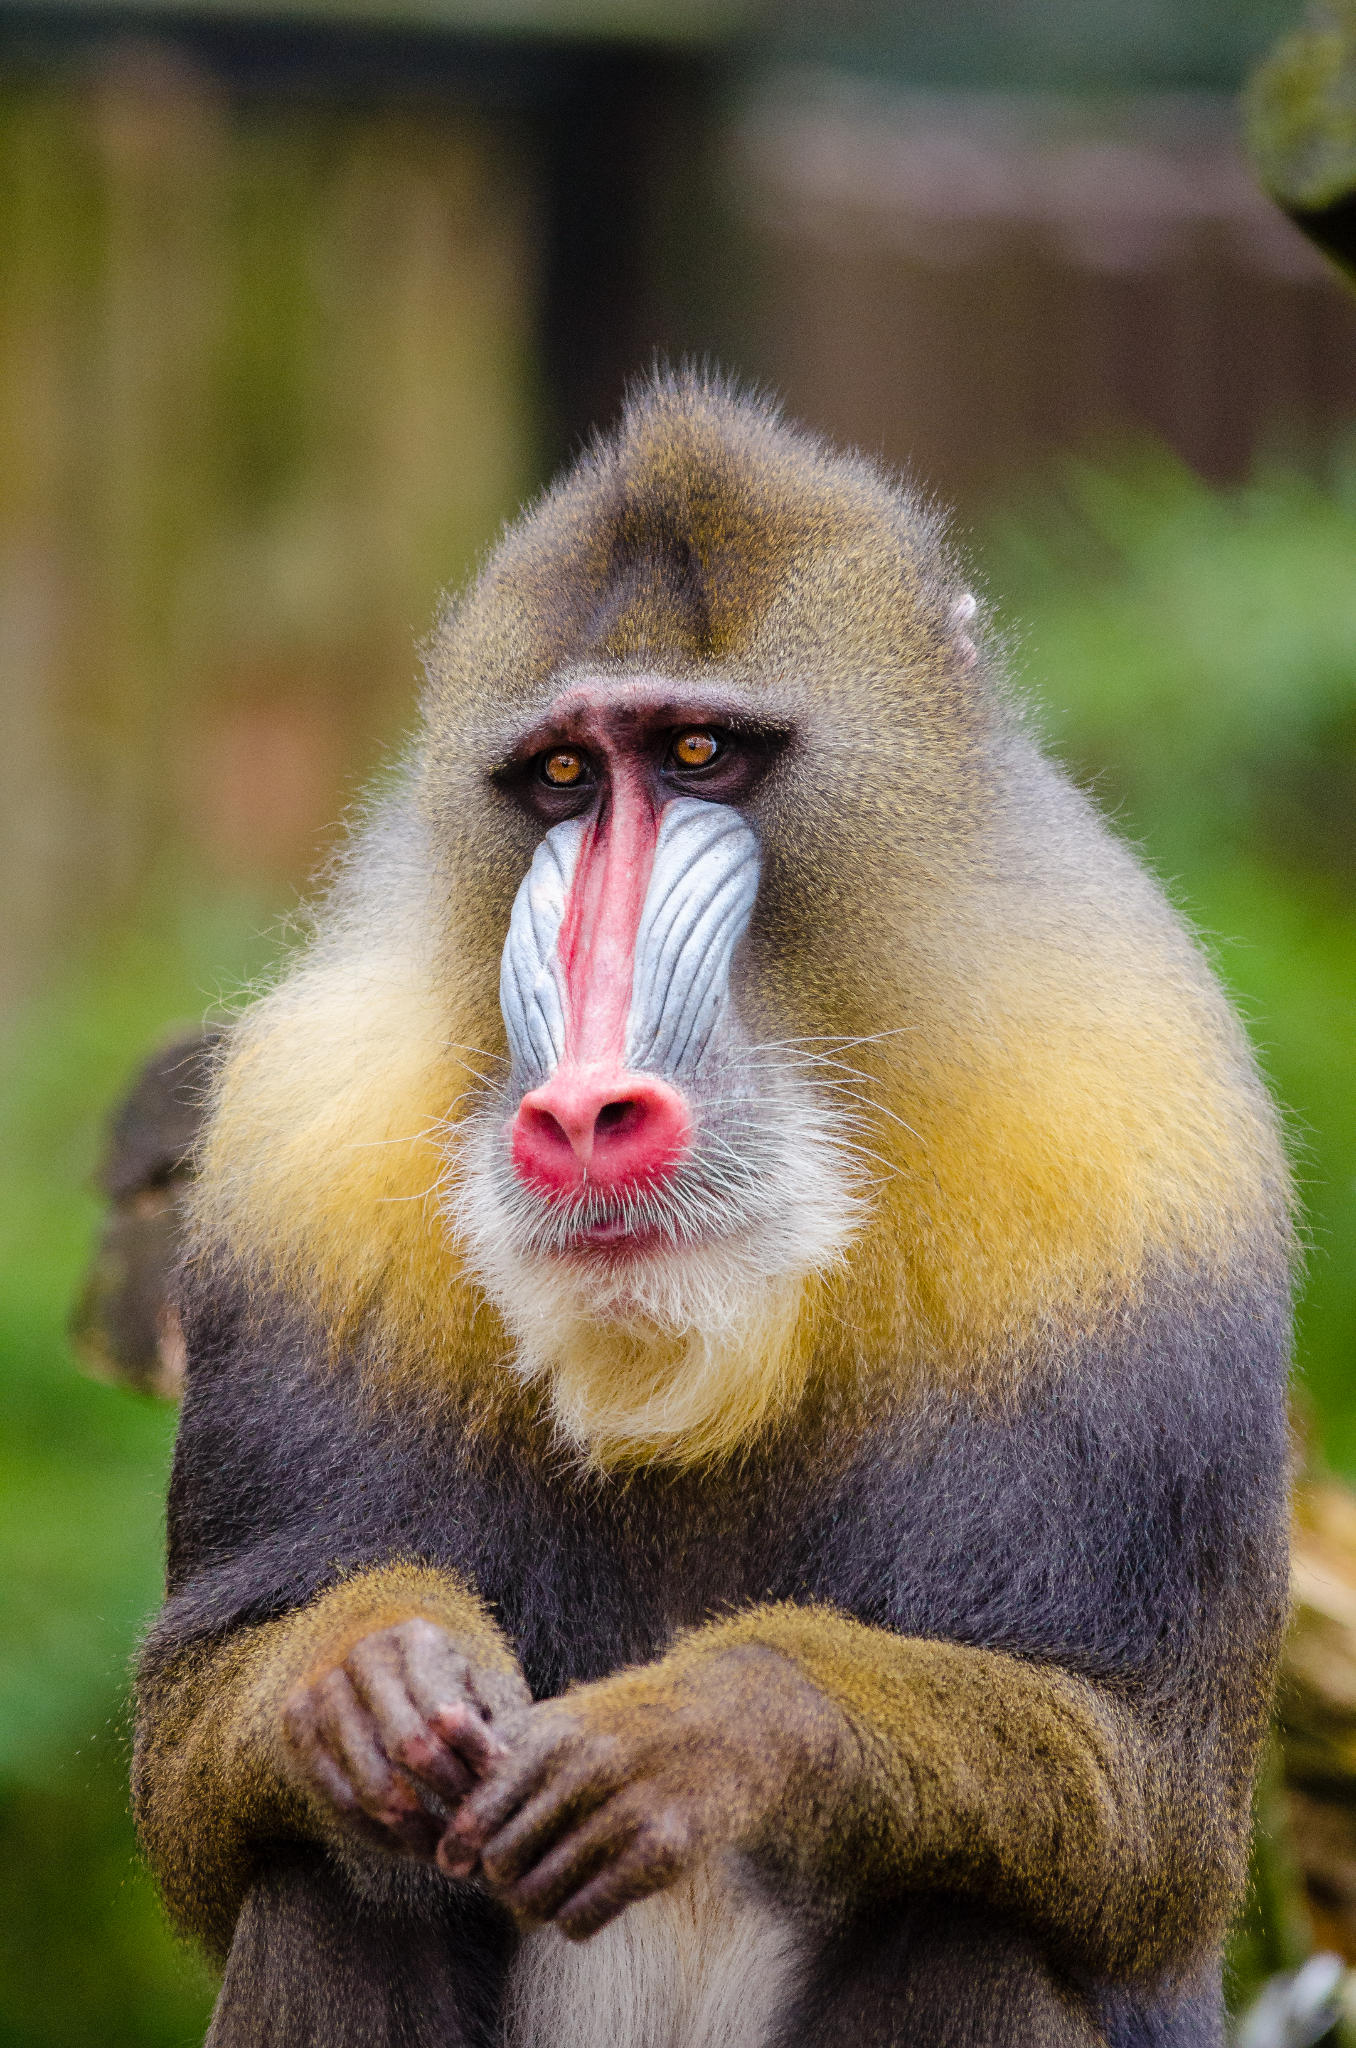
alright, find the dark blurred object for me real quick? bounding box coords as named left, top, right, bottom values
left=69, top=1025, right=224, bottom=1398
left=1246, top=1, right=1356, bottom=286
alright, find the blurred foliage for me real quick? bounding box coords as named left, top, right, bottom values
left=1245, top=0, right=1356, bottom=287
left=1246, top=0, right=1356, bottom=212
left=0, top=880, right=291, bottom=2046
left=3, top=440, right=1356, bottom=2038
left=984, top=441, right=1356, bottom=1470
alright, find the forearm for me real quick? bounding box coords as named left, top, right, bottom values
left=667, top=1603, right=1254, bottom=1981
left=133, top=1562, right=515, bottom=1958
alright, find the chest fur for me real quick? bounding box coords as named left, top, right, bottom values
left=501, top=1864, right=802, bottom=2048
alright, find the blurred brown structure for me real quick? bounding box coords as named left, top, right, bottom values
left=732, top=80, right=1356, bottom=508
left=0, top=6, right=721, bottom=1006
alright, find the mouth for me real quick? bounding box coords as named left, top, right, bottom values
left=536, top=1196, right=675, bottom=1253
left=550, top=1204, right=672, bottom=1257
left=498, top=1163, right=710, bottom=1264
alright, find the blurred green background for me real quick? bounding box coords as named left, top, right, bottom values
left=2, top=0, right=1354, bottom=2040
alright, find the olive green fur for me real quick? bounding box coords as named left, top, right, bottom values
left=135, top=1565, right=514, bottom=1963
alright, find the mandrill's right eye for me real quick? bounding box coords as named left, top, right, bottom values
left=502, top=743, right=598, bottom=820
left=540, top=749, right=586, bottom=786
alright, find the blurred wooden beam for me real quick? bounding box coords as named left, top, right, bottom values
left=0, top=2, right=725, bottom=460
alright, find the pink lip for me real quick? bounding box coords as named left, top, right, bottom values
left=562, top=1217, right=664, bottom=1254
left=578, top=1218, right=634, bottom=1243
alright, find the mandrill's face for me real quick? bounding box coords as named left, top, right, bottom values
left=496, top=675, right=779, bottom=1251
left=448, top=669, right=863, bottom=1406
left=411, top=387, right=990, bottom=1456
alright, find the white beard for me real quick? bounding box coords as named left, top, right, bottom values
left=444, top=1079, right=862, bottom=1464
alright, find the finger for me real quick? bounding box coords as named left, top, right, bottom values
left=284, top=1688, right=361, bottom=1809
left=496, top=1798, right=638, bottom=1925
left=397, top=1622, right=467, bottom=1714
left=313, top=1672, right=439, bottom=1857
left=554, top=1818, right=689, bottom=1942
left=435, top=1828, right=480, bottom=1880
left=447, top=1725, right=565, bottom=1854
left=398, top=1623, right=481, bottom=1725
left=393, top=1624, right=514, bottom=1779
left=461, top=1660, right=533, bottom=1724
left=475, top=1757, right=617, bottom=1888
left=297, top=1729, right=363, bottom=1817
left=286, top=1678, right=438, bottom=1857
left=427, top=1698, right=508, bottom=1781
left=346, top=1651, right=479, bottom=1808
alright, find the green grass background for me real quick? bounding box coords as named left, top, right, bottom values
left=2, top=446, right=1354, bottom=2041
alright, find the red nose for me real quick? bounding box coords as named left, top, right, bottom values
left=510, top=1066, right=691, bottom=1200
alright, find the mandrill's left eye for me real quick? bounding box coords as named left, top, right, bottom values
left=670, top=729, right=721, bottom=771
left=541, top=749, right=586, bottom=786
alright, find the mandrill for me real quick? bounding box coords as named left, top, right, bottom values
left=134, top=373, right=1292, bottom=2047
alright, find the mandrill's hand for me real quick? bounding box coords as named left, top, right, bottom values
left=282, top=1617, right=532, bottom=1863
left=439, top=1645, right=849, bottom=1939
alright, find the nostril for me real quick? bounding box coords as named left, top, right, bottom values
left=594, top=1099, right=638, bottom=1137
left=524, top=1107, right=573, bottom=1153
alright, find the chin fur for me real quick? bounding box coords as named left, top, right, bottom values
left=444, top=1070, right=864, bottom=1467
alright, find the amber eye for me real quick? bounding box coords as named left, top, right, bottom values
left=671, top=729, right=720, bottom=770
left=541, top=749, right=585, bottom=786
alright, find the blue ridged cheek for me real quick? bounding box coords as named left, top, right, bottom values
left=624, top=801, right=760, bottom=1079
left=498, top=817, right=584, bottom=1088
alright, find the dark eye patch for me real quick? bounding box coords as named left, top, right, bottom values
left=669, top=729, right=722, bottom=772
left=657, top=726, right=784, bottom=804
left=496, top=747, right=600, bottom=823
left=492, top=705, right=793, bottom=826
